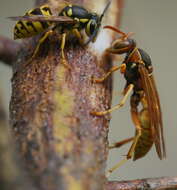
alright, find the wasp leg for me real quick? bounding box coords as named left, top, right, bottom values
left=72, top=29, right=84, bottom=45
left=109, top=137, right=134, bottom=149
left=91, top=84, right=134, bottom=116
left=107, top=138, right=133, bottom=176
left=106, top=158, right=128, bottom=177
left=126, top=96, right=142, bottom=159
left=92, top=64, right=126, bottom=83
left=92, top=65, right=120, bottom=83
left=106, top=96, right=142, bottom=176
left=60, top=33, right=71, bottom=69
left=31, top=30, right=53, bottom=60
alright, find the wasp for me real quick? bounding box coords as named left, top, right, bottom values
left=91, top=26, right=166, bottom=174
left=9, top=1, right=111, bottom=68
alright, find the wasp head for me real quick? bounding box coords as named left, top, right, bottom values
left=104, top=25, right=136, bottom=54
left=108, top=38, right=136, bottom=54
left=84, top=0, right=112, bottom=45
left=85, top=13, right=99, bottom=38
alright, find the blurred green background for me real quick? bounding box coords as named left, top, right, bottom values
left=0, top=0, right=177, bottom=180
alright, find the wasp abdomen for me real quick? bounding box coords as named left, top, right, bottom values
left=14, top=5, right=52, bottom=39
left=133, top=109, right=153, bottom=160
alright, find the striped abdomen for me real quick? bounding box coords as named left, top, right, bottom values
left=14, top=5, right=52, bottom=39
left=133, top=108, right=154, bottom=160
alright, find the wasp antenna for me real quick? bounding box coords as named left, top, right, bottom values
left=104, top=26, right=135, bottom=40
left=104, top=25, right=127, bottom=36
left=7, top=16, right=18, bottom=20
left=126, top=32, right=135, bottom=38
left=100, top=0, right=112, bottom=21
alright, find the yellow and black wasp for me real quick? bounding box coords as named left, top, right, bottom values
left=9, top=1, right=112, bottom=68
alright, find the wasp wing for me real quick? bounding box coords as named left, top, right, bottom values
left=138, top=64, right=166, bottom=159
left=8, top=15, right=77, bottom=24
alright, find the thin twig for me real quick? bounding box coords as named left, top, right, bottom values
left=107, top=177, right=177, bottom=190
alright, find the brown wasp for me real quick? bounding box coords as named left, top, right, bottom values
left=91, top=25, right=166, bottom=174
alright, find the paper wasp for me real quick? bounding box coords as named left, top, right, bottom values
left=9, top=1, right=111, bottom=68
left=91, top=26, right=166, bottom=174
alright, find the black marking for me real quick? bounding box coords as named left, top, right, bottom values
left=15, top=26, right=23, bottom=34
left=124, top=62, right=140, bottom=84
left=29, top=8, right=43, bottom=15
left=15, top=26, right=25, bottom=37
left=40, top=21, right=50, bottom=29
left=26, top=21, right=38, bottom=32
left=71, top=6, right=91, bottom=18
left=42, top=6, right=52, bottom=15
left=19, top=21, right=30, bottom=33
left=89, top=21, right=97, bottom=35
left=59, top=5, right=91, bottom=19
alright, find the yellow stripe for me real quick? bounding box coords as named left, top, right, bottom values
left=16, top=22, right=28, bottom=36
left=79, top=18, right=89, bottom=23
left=23, top=21, right=35, bottom=33
left=41, top=5, right=52, bottom=16
left=32, top=22, right=45, bottom=33
left=86, top=20, right=91, bottom=36
left=26, top=8, right=34, bottom=15
left=63, top=11, right=67, bottom=16
left=67, top=8, right=72, bottom=17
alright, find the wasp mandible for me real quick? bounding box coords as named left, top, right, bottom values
left=9, top=1, right=111, bottom=68
left=91, top=25, right=166, bottom=174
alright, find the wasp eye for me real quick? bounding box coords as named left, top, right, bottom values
left=112, top=39, right=129, bottom=49
left=86, top=19, right=97, bottom=36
